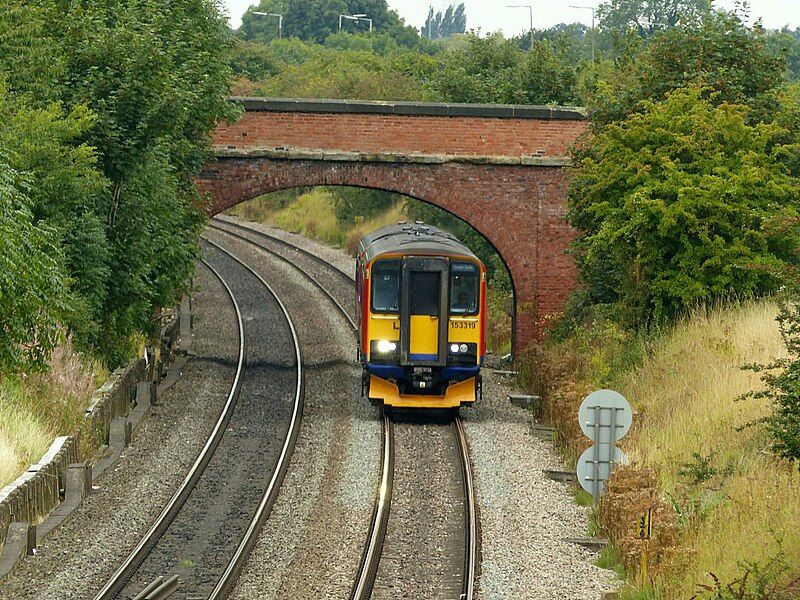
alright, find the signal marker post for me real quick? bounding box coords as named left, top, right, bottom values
left=576, top=390, right=632, bottom=505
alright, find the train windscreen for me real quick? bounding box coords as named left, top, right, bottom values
left=371, top=259, right=400, bottom=313
left=450, top=262, right=479, bottom=315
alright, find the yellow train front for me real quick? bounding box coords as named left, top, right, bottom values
left=356, top=222, right=486, bottom=409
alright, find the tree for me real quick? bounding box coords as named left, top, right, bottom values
left=587, top=11, right=786, bottom=124
left=597, top=0, right=712, bottom=37
left=567, top=86, right=800, bottom=326
left=240, top=0, right=418, bottom=47
left=0, top=0, right=236, bottom=366
left=425, top=33, right=578, bottom=105
left=422, top=3, right=467, bottom=40
left=0, top=157, right=72, bottom=373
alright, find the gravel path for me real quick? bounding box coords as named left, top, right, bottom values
left=205, top=228, right=381, bottom=600
left=0, top=262, right=240, bottom=599
left=463, top=371, right=616, bottom=598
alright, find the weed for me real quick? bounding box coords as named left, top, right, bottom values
left=691, top=551, right=800, bottom=599
left=597, top=544, right=627, bottom=580
left=678, top=452, right=717, bottom=485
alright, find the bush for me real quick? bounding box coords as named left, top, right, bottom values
left=0, top=159, right=71, bottom=372
left=568, top=85, right=800, bottom=328
left=743, top=295, right=800, bottom=464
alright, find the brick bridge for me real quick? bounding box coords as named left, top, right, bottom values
left=198, top=98, right=588, bottom=355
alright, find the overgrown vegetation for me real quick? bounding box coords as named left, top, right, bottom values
left=0, top=0, right=232, bottom=482
left=0, top=0, right=234, bottom=369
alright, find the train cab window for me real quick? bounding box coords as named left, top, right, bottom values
left=371, top=259, right=400, bottom=313
left=450, top=262, right=479, bottom=315
left=409, top=271, right=441, bottom=316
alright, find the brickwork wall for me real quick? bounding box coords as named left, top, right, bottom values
left=214, top=111, right=586, bottom=159
left=198, top=158, right=578, bottom=353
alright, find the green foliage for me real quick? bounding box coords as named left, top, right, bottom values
left=0, top=158, right=71, bottom=372
left=422, top=3, right=466, bottom=40
left=0, top=0, right=234, bottom=370
left=568, top=86, right=800, bottom=327
left=240, top=0, right=418, bottom=47
left=597, top=0, right=712, bottom=38
left=247, top=45, right=433, bottom=100
left=678, top=451, right=733, bottom=485
left=765, top=27, right=800, bottom=83
left=588, top=12, right=786, bottom=124
left=425, top=33, right=579, bottom=105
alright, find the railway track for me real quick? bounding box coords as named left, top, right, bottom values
left=209, top=218, right=478, bottom=600
left=95, top=240, right=303, bottom=600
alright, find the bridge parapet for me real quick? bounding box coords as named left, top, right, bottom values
left=213, top=97, right=587, bottom=160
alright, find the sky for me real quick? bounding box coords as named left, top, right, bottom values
left=222, top=1, right=800, bottom=37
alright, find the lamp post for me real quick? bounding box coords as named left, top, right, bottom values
left=507, top=4, right=533, bottom=49
left=339, top=13, right=373, bottom=33
left=570, top=4, right=596, bottom=62
left=252, top=11, right=283, bottom=39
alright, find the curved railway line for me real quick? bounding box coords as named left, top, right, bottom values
left=95, top=240, right=303, bottom=600
left=208, top=217, right=479, bottom=600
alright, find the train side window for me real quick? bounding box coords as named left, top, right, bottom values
left=450, top=262, right=479, bottom=315
left=371, top=259, right=400, bottom=313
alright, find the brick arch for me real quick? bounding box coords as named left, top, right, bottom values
left=199, top=98, right=587, bottom=354
left=199, top=157, right=576, bottom=355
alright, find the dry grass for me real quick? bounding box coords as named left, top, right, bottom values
left=522, top=300, right=800, bottom=596
left=617, top=302, right=798, bottom=596
left=268, top=189, right=345, bottom=247
left=0, top=338, right=98, bottom=487
left=622, top=301, right=786, bottom=492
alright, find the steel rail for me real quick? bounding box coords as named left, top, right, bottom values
left=350, top=412, right=394, bottom=600
left=201, top=236, right=305, bottom=600
left=211, top=217, right=355, bottom=286
left=95, top=259, right=246, bottom=600
left=207, top=222, right=355, bottom=331
left=209, top=220, right=476, bottom=598
left=455, top=416, right=478, bottom=600
left=206, top=221, right=397, bottom=600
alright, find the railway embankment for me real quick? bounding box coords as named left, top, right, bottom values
left=520, top=300, right=800, bottom=598
left=0, top=301, right=186, bottom=587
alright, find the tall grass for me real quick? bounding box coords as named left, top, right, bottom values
left=0, top=339, right=98, bottom=487
left=617, top=301, right=798, bottom=597
left=521, top=300, right=800, bottom=597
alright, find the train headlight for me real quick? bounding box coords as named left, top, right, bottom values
left=450, top=343, right=460, bottom=353
left=459, top=344, right=468, bottom=353
left=377, top=340, right=397, bottom=353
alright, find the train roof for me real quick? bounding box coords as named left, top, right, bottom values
left=359, top=222, right=480, bottom=263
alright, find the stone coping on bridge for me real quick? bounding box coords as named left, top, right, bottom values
left=229, top=96, right=587, bottom=121
left=212, top=146, right=572, bottom=167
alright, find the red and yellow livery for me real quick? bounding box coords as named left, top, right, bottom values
left=356, top=222, right=486, bottom=408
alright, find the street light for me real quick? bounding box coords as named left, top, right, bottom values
left=339, top=13, right=373, bottom=33
left=252, top=11, right=283, bottom=39
left=506, top=5, right=534, bottom=49
left=570, top=5, right=596, bottom=62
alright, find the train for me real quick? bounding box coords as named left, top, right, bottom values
left=356, top=222, right=486, bottom=409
